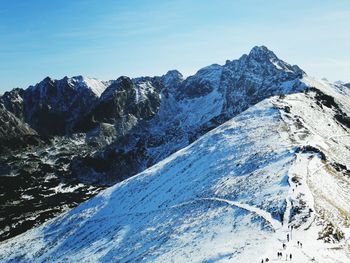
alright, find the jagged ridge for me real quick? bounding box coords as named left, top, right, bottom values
left=1, top=76, right=349, bottom=262
left=0, top=46, right=349, bottom=245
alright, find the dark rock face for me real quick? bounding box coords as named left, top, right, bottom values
left=160, top=70, right=183, bottom=90
left=309, top=87, right=350, bottom=129
left=1, top=76, right=103, bottom=136
left=95, top=77, right=136, bottom=123
left=344, top=83, right=350, bottom=88
left=0, top=88, right=25, bottom=120
left=0, top=45, right=310, bottom=241
left=0, top=135, right=104, bottom=241
left=75, top=76, right=161, bottom=132
left=23, top=77, right=100, bottom=135
left=176, top=65, right=220, bottom=99
left=0, top=104, right=35, bottom=141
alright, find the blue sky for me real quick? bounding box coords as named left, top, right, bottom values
left=0, top=0, right=349, bottom=92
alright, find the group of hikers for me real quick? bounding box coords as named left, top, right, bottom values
left=260, top=171, right=309, bottom=262
left=276, top=251, right=292, bottom=261
left=261, top=252, right=292, bottom=262
left=260, top=235, right=304, bottom=262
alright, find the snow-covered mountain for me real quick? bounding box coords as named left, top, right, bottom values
left=1, top=74, right=349, bottom=262
left=1, top=46, right=349, bottom=255
left=1, top=46, right=307, bottom=184
left=71, top=46, right=306, bottom=184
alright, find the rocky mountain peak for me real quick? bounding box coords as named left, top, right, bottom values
left=248, top=45, right=278, bottom=61
left=227, top=45, right=305, bottom=78
left=100, top=76, right=133, bottom=101
left=42, top=76, right=54, bottom=83
left=115, top=76, right=134, bottom=89
left=161, top=70, right=184, bottom=89
left=163, top=70, right=183, bottom=80
left=0, top=88, right=25, bottom=120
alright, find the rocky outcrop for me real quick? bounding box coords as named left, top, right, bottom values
left=0, top=104, right=35, bottom=143
left=74, top=76, right=161, bottom=133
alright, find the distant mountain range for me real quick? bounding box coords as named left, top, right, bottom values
left=1, top=46, right=350, bottom=262
left=0, top=46, right=350, bottom=261
left=1, top=46, right=306, bottom=183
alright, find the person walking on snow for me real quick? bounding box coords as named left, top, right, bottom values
left=277, top=252, right=282, bottom=259
left=290, top=253, right=292, bottom=261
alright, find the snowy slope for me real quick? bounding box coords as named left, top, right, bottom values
left=68, top=76, right=108, bottom=97
left=0, top=99, right=291, bottom=262
left=1, top=77, right=350, bottom=262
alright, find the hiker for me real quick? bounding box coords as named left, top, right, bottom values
left=277, top=252, right=282, bottom=259
left=300, top=242, right=302, bottom=248
left=287, top=233, right=289, bottom=242
left=265, top=258, right=269, bottom=262
left=261, top=259, right=264, bottom=263
left=297, top=241, right=300, bottom=247
left=283, top=243, right=286, bottom=249
left=290, top=253, right=292, bottom=261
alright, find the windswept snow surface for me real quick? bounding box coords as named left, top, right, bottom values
left=1, top=79, right=350, bottom=262
left=68, top=76, right=108, bottom=97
